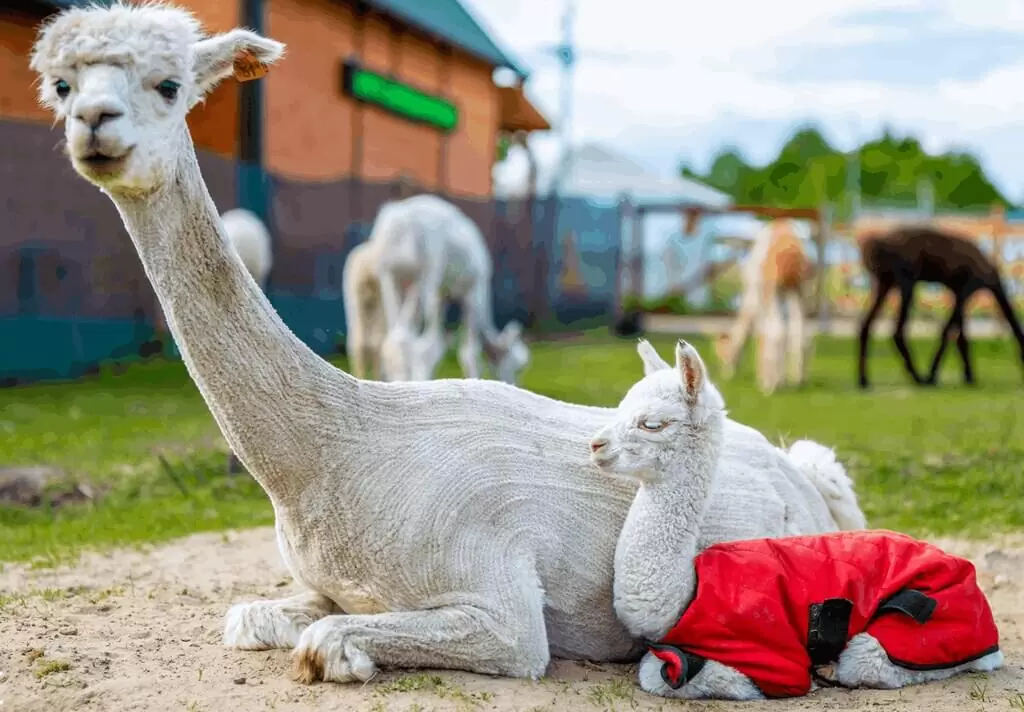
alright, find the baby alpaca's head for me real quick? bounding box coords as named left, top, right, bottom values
left=589, top=339, right=726, bottom=484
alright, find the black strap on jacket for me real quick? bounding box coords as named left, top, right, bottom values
left=806, top=598, right=854, bottom=667
left=875, top=589, right=937, bottom=624
left=646, top=642, right=707, bottom=690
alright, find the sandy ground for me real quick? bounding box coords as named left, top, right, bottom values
left=1, top=529, right=1021, bottom=712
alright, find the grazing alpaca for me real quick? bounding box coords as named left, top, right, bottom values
left=857, top=224, right=1024, bottom=388
left=31, top=3, right=863, bottom=685
left=368, top=194, right=530, bottom=383
left=591, top=340, right=1001, bottom=700
left=715, top=219, right=814, bottom=393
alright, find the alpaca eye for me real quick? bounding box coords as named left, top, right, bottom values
left=639, top=420, right=667, bottom=432
left=156, top=79, right=180, bottom=101
left=54, top=79, right=71, bottom=99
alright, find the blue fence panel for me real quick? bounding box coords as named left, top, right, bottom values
left=546, top=196, right=621, bottom=327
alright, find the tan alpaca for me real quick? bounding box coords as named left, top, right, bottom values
left=715, top=220, right=813, bottom=393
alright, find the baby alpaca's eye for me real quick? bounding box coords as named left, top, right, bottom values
left=54, top=79, right=71, bottom=99
left=638, top=419, right=668, bottom=432
left=156, top=79, right=180, bottom=101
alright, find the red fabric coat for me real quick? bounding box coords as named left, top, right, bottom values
left=648, top=530, right=1000, bottom=698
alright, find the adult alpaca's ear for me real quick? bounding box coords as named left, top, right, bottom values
left=636, top=339, right=670, bottom=376
left=191, top=28, right=285, bottom=100
left=675, top=339, right=706, bottom=408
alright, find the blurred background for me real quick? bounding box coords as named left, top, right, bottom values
left=1, top=0, right=1022, bottom=559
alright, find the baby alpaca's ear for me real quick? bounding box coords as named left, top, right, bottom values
left=192, top=28, right=285, bottom=101
left=675, top=340, right=706, bottom=407
left=636, top=339, right=670, bottom=376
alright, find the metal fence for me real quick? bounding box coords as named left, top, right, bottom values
left=0, top=120, right=624, bottom=385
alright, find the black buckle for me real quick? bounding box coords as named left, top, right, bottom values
left=876, top=589, right=936, bottom=624
left=646, top=643, right=707, bottom=690
left=806, top=598, right=854, bottom=667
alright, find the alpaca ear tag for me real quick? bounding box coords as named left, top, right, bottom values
left=233, top=50, right=269, bottom=82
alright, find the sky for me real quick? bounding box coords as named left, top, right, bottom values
left=465, top=0, right=1024, bottom=203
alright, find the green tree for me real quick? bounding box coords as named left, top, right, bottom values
left=679, top=124, right=1011, bottom=217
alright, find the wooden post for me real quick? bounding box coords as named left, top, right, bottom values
left=633, top=206, right=646, bottom=308
left=816, top=203, right=832, bottom=332
left=613, top=195, right=633, bottom=321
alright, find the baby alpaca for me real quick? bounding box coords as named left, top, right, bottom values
left=715, top=219, right=813, bottom=393
left=590, top=340, right=1002, bottom=700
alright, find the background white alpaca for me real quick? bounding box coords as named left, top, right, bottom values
left=592, top=341, right=1001, bottom=700
left=222, top=208, right=273, bottom=289
left=715, top=219, right=814, bottom=393
left=363, top=193, right=530, bottom=383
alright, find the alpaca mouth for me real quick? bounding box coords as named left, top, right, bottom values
left=80, top=148, right=132, bottom=173
left=590, top=452, right=619, bottom=469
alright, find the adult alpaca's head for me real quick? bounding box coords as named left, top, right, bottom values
left=30, top=2, right=284, bottom=197
left=589, top=339, right=726, bottom=485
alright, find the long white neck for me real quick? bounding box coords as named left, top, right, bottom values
left=107, top=130, right=357, bottom=504
left=612, top=415, right=723, bottom=641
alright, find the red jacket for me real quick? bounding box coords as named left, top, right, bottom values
left=648, top=530, right=1000, bottom=698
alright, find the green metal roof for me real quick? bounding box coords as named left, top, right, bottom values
left=364, top=0, right=528, bottom=78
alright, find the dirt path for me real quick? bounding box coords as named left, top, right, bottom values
left=1, top=529, right=1021, bottom=712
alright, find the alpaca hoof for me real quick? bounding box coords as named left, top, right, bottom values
left=224, top=602, right=277, bottom=650
left=292, top=618, right=378, bottom=684
left=223, top=600, right=310, bottom=650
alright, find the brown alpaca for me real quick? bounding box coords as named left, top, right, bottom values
left=857, top=224, right=1024, bottom=388
left=716, top=219, right=814, bottom=393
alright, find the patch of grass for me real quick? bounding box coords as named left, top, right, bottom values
left=970, top=677, right=990, bottom=702
left=374, top=672, right=490, bottom=708
left=34, top=658, right=71, bottom=679
left=586, top=678, right=635, bottom=708
left=2, top=331, right=1023, bottom=563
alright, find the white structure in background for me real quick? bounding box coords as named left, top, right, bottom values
left=493, top=138, right=766, bottom=307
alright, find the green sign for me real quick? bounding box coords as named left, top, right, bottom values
left=342, top=61, right=459, bottom=133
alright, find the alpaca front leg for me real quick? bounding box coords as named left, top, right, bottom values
left=224, top=592, right=338, bottom=650
left=292, top=604, right=549, bottom=684
left=719, top=287, right=758, bottom=379
left=835, top=633, right=1004, bottom=689
left=637, top=651, right=764, bottom=700
left=784, top=291, right=806, bottom=385
left=757, top=296, right=784, bottom=393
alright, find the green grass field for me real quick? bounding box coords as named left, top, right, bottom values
left=1, top=330, right=1022, bottom=566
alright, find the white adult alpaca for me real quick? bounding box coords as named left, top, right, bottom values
left=31, top=3, right=864, bottom=685
left=716, top=219, right=813, bottom=393
left=222, top=207, right=272, bottom=289
left=591, top=341, right=1001, bottom=700
left=367, top=194, right=530, bottom=383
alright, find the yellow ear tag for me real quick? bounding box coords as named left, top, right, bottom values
left=233, top=50, right=269, bottom=82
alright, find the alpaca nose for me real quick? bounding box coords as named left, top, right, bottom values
left=590, top=438, right=608, bottom=453
left=75, top=97, right=125, bottom=130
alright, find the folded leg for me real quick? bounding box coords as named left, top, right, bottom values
left=224, top=591, right=339, bottom=650
left=836, top=633, right=1004, bottom=689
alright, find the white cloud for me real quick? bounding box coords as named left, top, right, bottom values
left=467, top=0, right=1024, bottom=194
